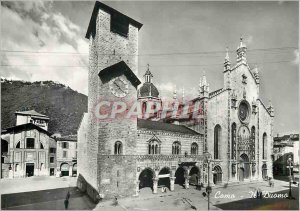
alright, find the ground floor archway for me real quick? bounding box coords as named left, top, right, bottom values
left=213, top=165, right=222, bottom=184
left=60, top=163, right=69, bottom=176
left=139, top=168, right=154, bottom=190
left=189, top=166, right=200, bottom=186
left=158, top=167, right=170, bottom=189
left=175, top=167, right=185, bottom=186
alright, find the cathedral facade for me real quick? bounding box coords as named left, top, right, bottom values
left=77, top=1, right=274, bottom=201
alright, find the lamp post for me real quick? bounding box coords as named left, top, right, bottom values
left=287, top=157, right=294, bottom=199
left=203, top=152, right=212, bottom=211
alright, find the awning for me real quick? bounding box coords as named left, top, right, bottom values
left=73, top=163, right=77, bottom=171
left=61, top=163, right=69, bottom=171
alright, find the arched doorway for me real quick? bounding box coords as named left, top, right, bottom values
left=158, top=167, right=170, bottom=189
left=189, top=166, right=200, bottom=186
left=213, top=166, right=222, bottom=184
left=262, top=164, right=267, bottom=180
left=60, top=163, right=69, bottom=176
left=139, top=168, right=154, bottom=190
left=175, top=167, right=186, bottom=187
left=239, top=154, right=250, bottom=181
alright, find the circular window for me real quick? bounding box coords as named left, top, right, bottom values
left=238, top=101, right=250, bottom=122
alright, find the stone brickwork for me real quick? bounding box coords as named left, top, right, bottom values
left=1, top=128, right=54, bottom=178
left=78, top=2, right=274, bottom=202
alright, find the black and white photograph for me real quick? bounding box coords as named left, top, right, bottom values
left=0, top=0, right=299, bottom=210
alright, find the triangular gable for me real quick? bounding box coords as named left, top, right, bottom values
left=98, top=61, right=141, bottom=88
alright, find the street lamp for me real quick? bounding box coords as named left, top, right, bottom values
left=203, top=152, right=212, bottom=211
left=287, top=157, right=294, bottom=199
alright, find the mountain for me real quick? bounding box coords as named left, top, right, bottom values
left=1, top=79, right=88, bottom=136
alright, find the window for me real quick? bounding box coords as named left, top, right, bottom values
left=172, top=142, right=181, bottom=155
left=110, top=13, right=129, bottom=37
left=15, top=164, right=19, bottom=172
left=214, top=125, right=221, bottom=159
left=63, top=151, right=67, bottom=158
left=40, top=142, right=44, bottom=149
left=191, top=143, right=198, bottom=155
left=263, top=133, right=267, bottom=160
left=16, top=141, right=20, bottom=149
left=50, top=148, right=56, bottom=153
left=50, top=157, right=54, bottom=163
left=231, top=123, right=236, bottom=159
left=114, top=141, right=123, bottom=155
left=251, top=126, right=256, bottom=160
left=26, top=138, right=35, bottom=149
left=148, top=139, right=160, bottom=155
left=62, top=142, right=68, bottom=149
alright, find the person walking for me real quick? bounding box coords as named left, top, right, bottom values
left=64, top=198, right=69, bottom=210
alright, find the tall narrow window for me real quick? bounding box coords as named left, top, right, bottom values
left=172, top=142, right=181, bottom=155
left=231, top=123, right=236, bottom=160
left=251, top=126, right=256, bottom=160
left=148, top=139, right=160, bottom=155
left=263, top=133, right=267, bottom=160
left=214, top=125, right=221, bottom=159
left=191, top=143, right=198, bottom=155
left=114, top=141, right=123, bottom=155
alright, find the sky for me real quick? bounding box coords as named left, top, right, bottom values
left=0, top=0, right=299, bottom=135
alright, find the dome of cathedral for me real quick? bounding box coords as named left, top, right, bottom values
left=139, top=82, right=159, bottom=98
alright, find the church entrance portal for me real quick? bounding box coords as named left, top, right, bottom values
left=239, top=154, right=250, bottom=181
left=26, top=163, right=34, bottom=177
left=213, top=166, right=222, bottom=184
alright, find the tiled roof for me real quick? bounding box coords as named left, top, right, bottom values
left=98, top=61, right=141, bottom=88
left=139, top=83, right=159, bottom=98
left=137, top=119, right=200, bottom=135
left=57, top=135, right=77, bottom=142
left=15, top=110, right=49, bottom=119
left=2, top=123, right=51, bottom=136
left=86, top=1, right=143, bottom=39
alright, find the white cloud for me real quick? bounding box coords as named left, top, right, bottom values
left=292, top=49, right=299, bottom=65
left=245, top=35, right=253, bottom=45
left=1, top=2, right=89, bottom=95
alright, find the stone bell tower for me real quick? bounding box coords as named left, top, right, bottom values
left=77, top=1, right=143, bottom=201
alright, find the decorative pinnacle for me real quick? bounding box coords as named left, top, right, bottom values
left=225, top=47, right=230, bottom=62
left=173, top=85, right=177, bottom=100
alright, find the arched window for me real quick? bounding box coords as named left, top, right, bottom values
left=16, top=141, right=20, bottom=149
left=214, top=125, right=221, bottom=159
left=251, top=126, right=256, bottom=160
left=114, top=141, right=123, bottom=155
left=148, top=139, right=160, bottom=154
left=263, top=133, right=267, bottom=160
left=172, top=141, right=181, bottom=155
left=190, top=143, right=198, bottom=155
left=231, top=123, right=236, bottom=160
